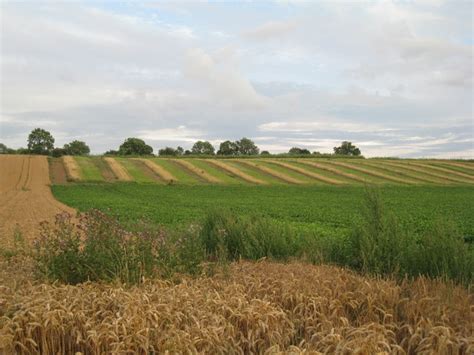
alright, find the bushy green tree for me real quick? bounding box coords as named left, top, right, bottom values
left=288, top=147, right=310, bottom=155
left=63, top=140, right=90, bottom=155
left=217, top=140, right=239, bottom=155
left=260, top=150, right=270, bottom=156
left=236, top=138, right=259, bottom=155
left=158, top=147, right=179, bottom=156
left=217, top=138, right=260, bottom=155
left=119, top=138, right=153, bottom=155
left=191, top=141, right=215, bottom=155
left=333, top=141, right=361, bottom=156
left=27, top=128, right=55, bottom=155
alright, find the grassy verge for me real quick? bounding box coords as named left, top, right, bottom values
left=74, top=156, right=105, bottom=182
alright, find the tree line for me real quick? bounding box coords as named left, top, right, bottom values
left=0, top=128, right=362, bottom=157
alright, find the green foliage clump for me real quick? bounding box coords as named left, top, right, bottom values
left=64, top=140, right=90, bottom=155
left=27, top=128, right=55, bottom=155
left=192, top=141, right=215, bottom=155
left=33, top=211, right=204, bottom=285
left=333, top=141, right=361, bottom=156
left=199, top=210, right=297, bottom=261
left=119, top=138, right=153, bottom=155
left=345, top=187, right=473, bottom=285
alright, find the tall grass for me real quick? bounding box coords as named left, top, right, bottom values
left=33, top=188, right=473, bottom=285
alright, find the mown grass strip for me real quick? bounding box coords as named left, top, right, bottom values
left=297, top=160, right=368, bottom=183
left=173, top=159, right=222, bottom=183
left=74, top=157, right=105, bottom=182
left=206, top=159, right=267, bottom=185
left=117, top=158, right=158, bottom=183
left=328, top=161, right=417, bottom=184
left=382, top=161, right=464, bottom=184
left=268, top=160, right=345, bottom=185
left=412, top=162, right=474, bottom=182
left=151, top=159, right=200, bottom=184
left=358, top=160, right=444, bottom=185
left=138, top=159, right=176, bottom=183
left=226, top=160, right=284, bottom=185
left=436, top=161, right=474, bottom=172
left=430, top=162, right=474, bottom=176
left=62, top=156, right=81, bottom=181
left=104, top=157, right=133, bottom=181
left=238, top=160, right=305, bottom=184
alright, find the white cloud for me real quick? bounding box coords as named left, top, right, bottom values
left=243, top=19, right=299, bottom=40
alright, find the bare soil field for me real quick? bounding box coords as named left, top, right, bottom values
left=0, top=155, right=75, bottom=246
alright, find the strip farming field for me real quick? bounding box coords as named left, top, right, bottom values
left=2, top=155, right=474, bottom=353
left=51, top=156, right=474, bottom=186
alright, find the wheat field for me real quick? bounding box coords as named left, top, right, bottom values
left=1, top=260, right=472, bottom=354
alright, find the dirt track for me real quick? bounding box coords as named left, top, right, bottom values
left=0, top=155, right=75, bottom=245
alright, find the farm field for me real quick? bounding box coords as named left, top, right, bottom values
left=52, top=183, right=474, bottom=238
left=1, top=155, right=473, bottom=354
left=51, top=156, right=474, bottom=186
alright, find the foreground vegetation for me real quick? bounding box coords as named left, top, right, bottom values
left=52, top=184, right=474, bottom=238
left=1, top=260, right=472, bottom=354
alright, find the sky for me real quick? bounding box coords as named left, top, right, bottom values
left=1, top=0, right=472, bottom=158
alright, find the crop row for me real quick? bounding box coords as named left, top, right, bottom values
left=52, top=156, right=474, bottom=186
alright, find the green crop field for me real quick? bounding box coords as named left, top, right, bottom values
left=52, top=184, right=474, bottom=239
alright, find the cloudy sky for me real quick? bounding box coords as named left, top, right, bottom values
left=1, top=0, right=472, bottom=157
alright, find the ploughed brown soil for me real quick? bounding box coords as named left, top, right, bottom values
left=48, top=157, right=68, bottom=184
left=0, top=155, right=74, bottom=246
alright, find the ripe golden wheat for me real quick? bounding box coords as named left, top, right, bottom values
left=1, top=261, right=472, bottom=354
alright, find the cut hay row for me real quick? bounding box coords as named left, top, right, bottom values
left=329, top=161, right=417, bottom=184
left=410, top=162, right=474, bottom=182
left=206, top=159, right=267, bottom=185
left=1, top=261, right=472, bottom=354
left=173, top=159, right=222, bottom=183
left=435, top=161, right=474, bottom=171
left=62, top=156, right=81, bottom=181
left=269, top=160, right=345, bottom=185
left=359, top=160, right=446, bottom=185
left=386, top=161, right=470, bottom=184
left=104, top=157, right=132, bottom=181
left=297, top=160, right=368, bottom=183
left=138, top=159, right=177, bottom=182
left=238, top=160, right=305, bottom=184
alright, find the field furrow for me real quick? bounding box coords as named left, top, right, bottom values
left=410, top=162, right=474, bottom=181
left=390, top=162, right=471, bottom=184
left=436, top=161, right=474, bottom=171
left=104, top=157, right=133, bottom=181
left=173, top=159, right=222, bottom=183
left=328, top=161, right=417, bottom=184
left=62, top=156, right=81, bottom=181
left=358, top=160, right=445, bottom=184
left=297, top=160, right=368, bottom=183
left=138, top=159, right=176, bottom=182
left=206, top=159, right=267, bottom=185
left=238, top=160, right=305, bottom=184
left=268, top=160, right=345, bottom=185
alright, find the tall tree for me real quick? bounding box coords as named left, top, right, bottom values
left=192, top=141, right=215, bottom=155
left=217, top=140, right=239, bottom=155
left=236, top=137, right=259, bottom=155
left=118, top=138, right=153, bottom=155
left=27, top=128, right=55, bottom=155
left=333, top=141, right=361, bottom=156
left=63, top=140, right=90, bottom=155
left=288, top=147, right=310, bottom=155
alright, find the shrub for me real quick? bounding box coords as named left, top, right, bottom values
left=33, top=210, right=205, bottom=285
left=198, top=210, right=297, bottom=261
